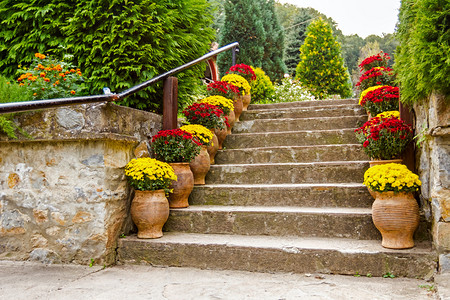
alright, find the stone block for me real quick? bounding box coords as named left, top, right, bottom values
left=435, top=222, right=450, bottom=251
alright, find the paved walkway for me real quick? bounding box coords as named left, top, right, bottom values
left=1, top=260, right=448, bottom=300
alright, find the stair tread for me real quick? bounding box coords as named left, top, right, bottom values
left=237, top=115, right=365, bottom=122
left=210, top=160, right=369, bottom=167
left=229, top=128, right=356, bottom=136
left=171, top=205, right=372, bottom=215
left=220, top=144, right=362, bottom=151
left=196, top=183, right=367, bottom=188
left=247, top=103, right=362, bottom=112
left=123, top=232, right=433, bottom=254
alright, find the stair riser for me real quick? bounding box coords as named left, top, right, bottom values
left=241, top=106, right=366, bottom=121
left=248, top=99, right=358, bottom=110
left=224, top=130, right=358, bottom=149
left=215, top=145, right=367, bottom=164
left=164, top=210, right=430, bottom=241
left=233, top=116, right=367, bottom=133
left=189, top=186, right=373, bottom=208
left=206, top=163, right=368, bottom=184
left=118, top=240, right=436, bottom=278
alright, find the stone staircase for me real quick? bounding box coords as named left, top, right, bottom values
left=118, top=99, right=436, bottom=278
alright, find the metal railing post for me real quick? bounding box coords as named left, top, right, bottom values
left=163, top=76, right=178, bottom=130
left=232, top=46, right=238, bottom=66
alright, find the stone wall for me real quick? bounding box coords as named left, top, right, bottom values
left=414, top=92, right=450, bottom=272
left=0, top=102, right=162, bottom=265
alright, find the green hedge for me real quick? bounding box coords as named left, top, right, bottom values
left=0, top=0, right=215, bottom=112
left=395, top=0, right=450, bottom=104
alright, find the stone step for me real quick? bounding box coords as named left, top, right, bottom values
left=248, top=99, right=358, bottom=110
left=163, top=206, right=430, bottom=241
left=215, top=145, right=367, bottom=164
left=233, top=115, right=367, bottom=133
left=118, top=233, right=436, bottom=278
left=241, top=105, right=366, bottom=121
left=189, top=183, right=373, bottom=208
left=224, top=129, right=358, bottom=149
left=205, top=161, right=369, bottom=184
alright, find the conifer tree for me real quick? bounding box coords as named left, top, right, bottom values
left=295, top=18, right=352, bottom=99
left=284, top=9, right=313, bottom=75
left=217, top=0, right=265, bottom=75
left=260, top=0, right=287, bottom=81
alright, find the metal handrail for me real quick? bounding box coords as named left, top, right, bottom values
left=0, top=42, right=239, bottom=114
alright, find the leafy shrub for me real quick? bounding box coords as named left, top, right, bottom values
left=295, top=18, right=352, bottom=99
left=395, top=0, right=450, bottom=104
left=0, top=0, right=215, bottom=112
left=249, top=67, right=275, bottom=103
left=0, top=75, right=32, bottom=139
left=269, top=77, right=316, bottom=104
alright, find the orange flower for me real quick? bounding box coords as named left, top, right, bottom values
left=55, top=80, right=60, bottom=85
left=70, top=69, right=76, bottom=73
left=33, top=93, right=37, bottom=96
left=34, top=53, right=46, bottom=59
left=44, top=78, right=50, bottom=82
left=70, top=90, right=76, bottom=95
left=76, top=71, right=82, bottom=76
left=40, top=72, right=46, bottom=77
left=59, top=73, right=65, bottom=77
left=19, top=83, right=24, bottom=86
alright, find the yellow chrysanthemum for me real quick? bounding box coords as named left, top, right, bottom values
left=363, top=163, right=421, bottom=193
left=375, top=111, right=400, bottom=119
left=180, top=124, right=214, bottom=146
left=221, top=74, right=251, bottom=95
left=200, top=95, right=234, bottom=114
left=359, top=85, right=387, bottom=105
left=125, top=158, right=177, bottom=191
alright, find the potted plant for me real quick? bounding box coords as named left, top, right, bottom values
left=205, top=83, right=238, bottom=132
left=226, top=63, right=257, bottom=83
left=150, top=129, right=201, bottom=208
left=200, top=95, right=234, bottom=139
left=354, top=115, right=413, bottom=165
left=358, top=85, right=399, bottom=118
left=221, top=73, right=252, bottom=115
left=363, top=163, right=421, bottom=249
left=358, top=51, right=391, bottom=72
left=180, top=124, right=214, bottom=185
left=356, top=66, right=395, bottom=91
left=182, top=102, right=226, bottom=164
left=124, top=157, right=177, bottom=238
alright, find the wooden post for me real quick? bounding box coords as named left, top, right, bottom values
left=399, top=101, right=415, bottom=172
left=163, top=76, right=178, bottom=130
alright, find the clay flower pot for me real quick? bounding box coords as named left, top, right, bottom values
left=215, top=127, right=227, bottom=150
left=369, top=159, right=403, bottom=168
left=189, top=146, right=210, bottom=185
left=130, top=190, right=169, bottom=239
left=242, top=94, right=251, bottom=111
left=206, top=129, right=219, bottom=164
left=226, top=110, right=235, bottom=135
left=233, top=96, right=243, bottom=122
left=371, top=191, right=420, bottom=249
left=168, top=162, right=194, bottom=208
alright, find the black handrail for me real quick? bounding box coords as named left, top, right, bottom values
left=0, top=42, right=239, bottom=114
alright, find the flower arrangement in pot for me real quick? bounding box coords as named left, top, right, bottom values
left=359, top=85, right=399, bottom=118
left=182, top=102, right=227, bottom=164
left=226, top=63, right=257, bottom=83
left=200, top=95, right=234, bottom=136
left=180, top=124, right=214, bottom=185
left=150, top=129, right=201, bottom=208
left=206, top=80, right=239, bottom=99
left=354, top=115, right=413, bottom=164
left=125, top=157, right=177, bottom=238
left=359, top=51, right=391, bottom=72
left=356, top=66, right=395, bottom=91
left=363, top=163, right=421, bottom=249
left=221, top=73, right=252, bottom=115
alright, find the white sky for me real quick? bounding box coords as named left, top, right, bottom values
left=278, top=0, right=402, bottom=38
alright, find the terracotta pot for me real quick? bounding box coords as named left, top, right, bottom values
left=371, top=191, right=420, bottom=249
left=233, top=96, right=243, bottom=122
left=206, top=129, right=219, bottom=164
left=226, top=110, right=235, bottom=135
left=369, top=159, right=403, bottom=168
left=215, top=127, right=227, bottom=150
left=168, top=162, right=194, bottom=208
left=242, top=94, right=251, bottom=111
left=189, top=146, right=210, bottom=185
left=130, top=190, right=169, bottom=239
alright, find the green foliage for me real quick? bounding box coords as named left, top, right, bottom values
left=284, top=9, right=314, bottom=75
left=254, top=76, right=315, bottom=104
left=0, top=75, right=33, bottom=139
left=295, top=19, right=352, bottom=99
left=383, top=272, right=395, bottom=278
left=218, top=0, right=286, bottom=81
left=395, top=0, right=450, bottom=104
left=0, top=0, right=215, bottom=112
left=218, top=0, right=265, bottom=75
left=249, top=67, right=275, bottom=103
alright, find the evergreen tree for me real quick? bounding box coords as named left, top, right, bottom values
left=295, top=18, right=352, bottom=99
left=260, top=0, right=286, bottom=81
left=284, top=8, right=314, bottom=75
left=217, top=0, right=265, bottom=75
